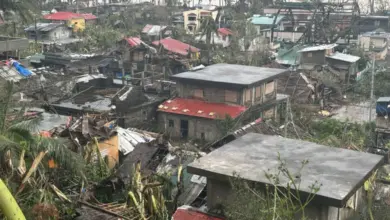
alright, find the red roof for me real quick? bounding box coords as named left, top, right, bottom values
left=173, top=206, right=223, bottom=220
left=152, top=38, right=200, bottom=56
left=218, top=28, right=233, bottom=36
left=81, top=13, right=97, bottom=20
left=157, top=98, right=246, bottom=120
left=44, top=11, right=97, bottom=21
left=124, top=37, right=144, bottom=47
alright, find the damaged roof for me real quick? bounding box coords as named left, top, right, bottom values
left=188, top=133, right=384, bottom=208
left=142, top=24, right=167, bottom=36
left=326, top=52, right=360, bottom=63
left=152, top=37, right=200, bottom=56
left=158, top=98, right=247, bottom=119
left=297, top=44, right=338, bottom=53
left=124, top=37, right=144, bottom=47
left=171, top=63, right=287, bottom=86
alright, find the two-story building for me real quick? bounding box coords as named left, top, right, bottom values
left=157, top=64, right=288, bottom=142
left=187, top=133, right=383, bottom=220
left=116, top=37, right=156, bottom=73
left=183, top=8, right=218, bottom=34
left=358, top=31, right=389, bottom=60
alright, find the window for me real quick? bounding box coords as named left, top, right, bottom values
left=244, top=88, right=251, bottom=103
left=225, top=90, right=237, bottom=103
left=168, top=120, right=174, bottom=128
left=255, top=86, right=261, bottom=98
left=307, top=52, right=312, bottom=57
left=375, top=20, right=380, bottom=27
left=188, top=13, right=197, bottom=21
left=201, top=132, right=205, bottom=140
left=133, top=51, right=144, bottom=62
left=193, top=89, right=204, bottom=99
left=265, top=81, right=275, bottom=95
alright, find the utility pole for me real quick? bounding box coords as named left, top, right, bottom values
left=369, top=54, right=375, bottom=122
left=34, top=16, right=38, bottom=45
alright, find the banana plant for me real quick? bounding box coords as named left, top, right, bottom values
left=128, top=161, right=171, bottom=220
left=0, top=179, right=26, bottom=220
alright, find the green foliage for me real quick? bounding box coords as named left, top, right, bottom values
left=306, top=118, right=375, bottom=149
left=354, top=69, right=390, bottom=98
left=217, top=115, right=236, bottom=136
left=0, top=81, right=86, bottom=218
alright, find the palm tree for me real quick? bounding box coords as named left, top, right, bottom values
left=0, top=0, right=38, bottom=22
left=199, top=9, right=221, bottom=64
left=0, top=81, right=86, bottom=216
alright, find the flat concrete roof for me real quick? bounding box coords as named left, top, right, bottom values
left=170, top=64, right=287, bottom=87
left=188, top=133, right=383, bottom=207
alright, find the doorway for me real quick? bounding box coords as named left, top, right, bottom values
left=180, top=120, right=189, bottom=138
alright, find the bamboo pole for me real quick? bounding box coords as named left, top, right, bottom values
left=0, top=179, right=26, bottom=220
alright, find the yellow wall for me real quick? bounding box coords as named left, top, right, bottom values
left=67, top=18, right=85, bottom=32
left=183, top=9, right=217, bottom=34
left=98, top=135, right=119, bottom=169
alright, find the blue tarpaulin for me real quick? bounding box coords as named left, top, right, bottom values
left=12, top=61, right=32, bottom=77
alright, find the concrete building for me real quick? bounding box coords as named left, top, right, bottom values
left=195, top=28, right=233, bottom=48
left=157, top=64, right=288, bottom=142
left=358, top=31, right=389, bottom=60
left=187, top=133, right=384, bottom=220
left=182, top=8, right=218, bottom=34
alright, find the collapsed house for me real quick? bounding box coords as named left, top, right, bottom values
left=187, top=133, right=384, bottom=220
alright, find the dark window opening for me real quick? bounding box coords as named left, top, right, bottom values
left=180, top=120, right=189, bottom=138
left=168, top=119, right=174, bottom=127
left=201, top=132, right=205, bottom=140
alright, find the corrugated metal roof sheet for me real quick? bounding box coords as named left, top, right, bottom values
left=297, top=44, right=338, bottom=52
left=44, top=11, right=82, bottom=20
left=157, top=98, right=247, bottom=120
left=124, top=37, right=144, bottom=47
left=377, top=97, right=390, bottom=102
left=217, top=28, right=233, bottom=36
left=24, top=23, right=64, bottom=32
left=43, top=11, right=97, bottom=20
left=250, top=15, right=285, bottom=25
left=326, top=52, right=360, bottom=63
left=173, top=206, right=224, bottom=220
left=116, top=127, right=156, bottom=155
left=0, top=65, right=23, bottom=82
left=152, top=37, right=200, bottom=56
left=142, top=24, right=167, bottom=36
